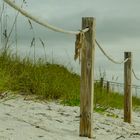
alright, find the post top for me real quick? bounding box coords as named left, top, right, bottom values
left=82, top=17, right=95, bottom=20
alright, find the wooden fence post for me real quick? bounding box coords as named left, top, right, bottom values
left=106, top=81, right=110, bottom=93
left=124, top=52, right=132, bottom=123
left=80, top=17, right=95, bottom=138
left=100, top=77, right=104, bottom=93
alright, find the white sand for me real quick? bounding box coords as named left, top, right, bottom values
left=0, top=94, right=140, bottom=140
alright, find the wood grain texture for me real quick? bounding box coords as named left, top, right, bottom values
left=124, top=52, right=132, bottom=123
left=79, top=17, right=96, bottom=138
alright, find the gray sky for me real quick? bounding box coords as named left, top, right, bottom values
left=1, top=0, right=140, bottom=84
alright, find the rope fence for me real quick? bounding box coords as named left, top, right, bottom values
left=4, top=0, right=89, bottom=35
left=95, top=40, right=129, bottom=64
left=132, top=69, right=140, bottom=81
left=95, top=79, right=140, bottom=97
left=95, top=39, right=140, bottom=82
left=2, top=0, right=140, bottom=137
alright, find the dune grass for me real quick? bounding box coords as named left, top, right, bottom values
left=0, top=51, right=80, bottom=101
left=0, top=50, right=140, bottom=110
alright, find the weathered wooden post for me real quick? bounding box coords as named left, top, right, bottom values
left=100, top=77, right=104, bottom=93
left=124, top=52, right=132, bottom=123
left=80, top=17, right=95, bottom=138
left=106, top=81, right=110, bottom=93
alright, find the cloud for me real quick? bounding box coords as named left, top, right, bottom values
left=0, top=0, right=139, bottom=87
left=97, top=16, right=140, bottom=43
left=3, top=0, right=140, bottom=55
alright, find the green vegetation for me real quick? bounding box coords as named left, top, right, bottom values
left=94, top=82, right=140, bottom=110
left=0, top=50, right=80, bottom=102
left=94, top=83, right=124, bottom=109
left=0, top=50, right=140, bottom=111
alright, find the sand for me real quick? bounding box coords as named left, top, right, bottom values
left=0, top=93, right=140, bottom=140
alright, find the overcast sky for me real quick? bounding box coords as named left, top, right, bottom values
left=1, top=0, right=140, bottom=84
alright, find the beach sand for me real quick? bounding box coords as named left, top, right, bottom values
left=0, top=93, right=140, bottom=140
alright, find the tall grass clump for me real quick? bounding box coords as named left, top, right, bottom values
left=94, top=80, right=140, bottom=110
left=94, top=81, right=124, bottom=109
left=0, top=49, right=140, bottom=109
left=0, top=49, right=80, bottom=103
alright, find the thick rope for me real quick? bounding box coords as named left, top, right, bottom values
left=4, top=0, right=89, bottom=35
left=95, top=40, right=129, bottom=64
left=132, top=69, right=140, bottom=80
